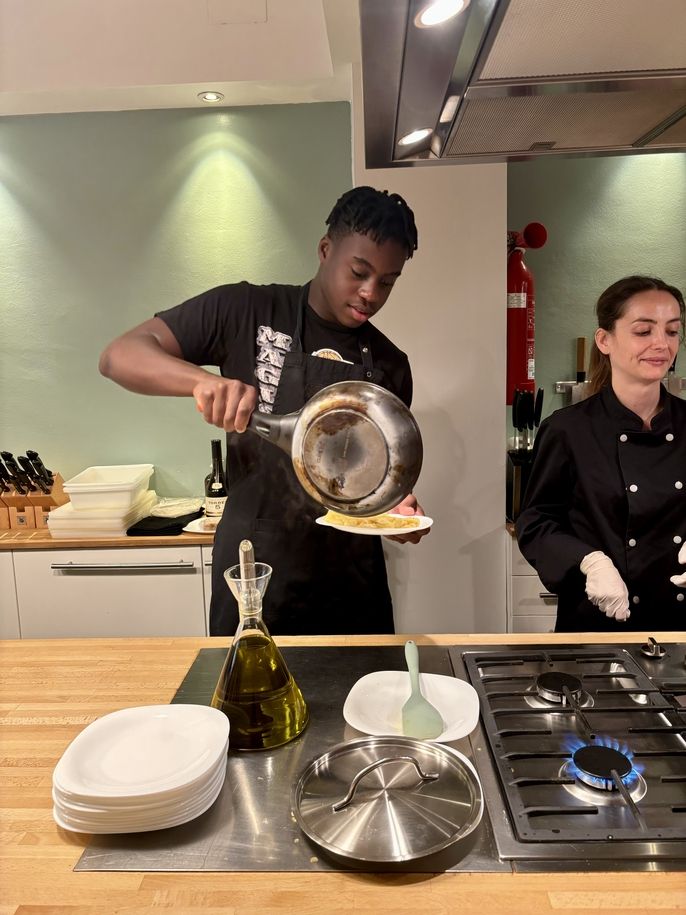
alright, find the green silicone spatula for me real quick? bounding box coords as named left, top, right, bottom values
left=401, top=640, right=444, bottom=739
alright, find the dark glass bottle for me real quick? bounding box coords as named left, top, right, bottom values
left=204, top=439, right=228, bottom=519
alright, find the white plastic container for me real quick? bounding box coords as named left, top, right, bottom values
left=62, top=464, right=154, bottom=510
left=48, top=490, right=157, bottom=538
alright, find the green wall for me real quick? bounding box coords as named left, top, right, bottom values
left=0, top=103, right=351, bottom=494
left=508, top=153, right=686, bottom=418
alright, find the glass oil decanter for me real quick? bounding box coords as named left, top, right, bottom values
left=210, top=540, right=309, bottom=750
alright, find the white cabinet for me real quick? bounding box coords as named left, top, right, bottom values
left=0, top=552, right=21, bottom=639
left=13, top=546, right=207, bottom=638
left=506, top=535, right=557, bottom=633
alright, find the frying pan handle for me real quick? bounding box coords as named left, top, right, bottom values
left=246, top=411, right=299, bottom=455
left=331, top=756, right=439, bottom=812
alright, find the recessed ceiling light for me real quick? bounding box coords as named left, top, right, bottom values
left=414, top=0, right=470, bottom=28
left=398, top=127, right=433, bottom=146
left=198, top=91, right=225, bottom=103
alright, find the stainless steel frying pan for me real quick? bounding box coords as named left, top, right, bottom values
left=247, top=381, right=423, bottom=517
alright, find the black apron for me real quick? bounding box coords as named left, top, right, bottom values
left=209, top=285, right=394, bottom=636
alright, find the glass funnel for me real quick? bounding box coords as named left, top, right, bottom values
left=210, top=561, right=309, bottom=750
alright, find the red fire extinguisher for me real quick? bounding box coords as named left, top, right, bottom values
left=506, top=222, right=547, bottom=405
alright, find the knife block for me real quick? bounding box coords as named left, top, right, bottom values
left=30, top=473, right=69, bottom=528
left=3, top=473, right=69, bottom=529
left=1, top=489, right=37, bottom=529
left=506, top=449, right=533, bottom=522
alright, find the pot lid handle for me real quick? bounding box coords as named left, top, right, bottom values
left=332, top=755, right=438, bottom=812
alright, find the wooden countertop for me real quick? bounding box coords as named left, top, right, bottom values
left=2, top=632, right=685, bottom=914
left=0, top=529, right=214, bottom=550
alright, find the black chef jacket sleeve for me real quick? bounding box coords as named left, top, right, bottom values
left=515, top=417, right=598, bottom=592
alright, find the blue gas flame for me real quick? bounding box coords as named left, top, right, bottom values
left=563, top=734, right=643, bottom=790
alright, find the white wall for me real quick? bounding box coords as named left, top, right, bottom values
left=350, top=68, right=508, bottom=633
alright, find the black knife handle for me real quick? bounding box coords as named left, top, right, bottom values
left=26, top=450, right=53, bottom=484
left=0, top=452, right=35, bottom=491
left=18, top=456, right=50, bottom=494
left=512, top=389, right=520, bottom=431
left=534, top=387, right=544, bottom=427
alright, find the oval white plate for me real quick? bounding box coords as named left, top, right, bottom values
left=343, top=671, right=479, bottom=743
left=315, top=514, right=433, bottom=537
left=53, top=770, right=225, bottom=834
left=53, top=705, right=229, bottom=798
left=183, top=517, right=217, bottom=534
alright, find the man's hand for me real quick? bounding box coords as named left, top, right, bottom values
left=670, top=541, right=686, bottom=588
left=384, top=493, right=430, bottom=545
left=580, top=551, right=630, bottom=621
left=192, top=378, right=258, bottom=432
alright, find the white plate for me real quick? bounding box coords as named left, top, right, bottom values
left=315, top=514, right=433, bottom=537
left=53, top=769, right=226, bottom=834
left=53, top=750, right=228, bottom=813
left=53, top=705, right=229, bottom=799
left=343, top=671, right=479, bottom=743
left=183, top=517, right=218, bottom=534
left=53, top=761, right=227, bottom=828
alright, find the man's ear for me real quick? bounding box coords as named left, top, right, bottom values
left=595, top=327, right=611, bottom=355
left=317, top=235, right=331, bottom=264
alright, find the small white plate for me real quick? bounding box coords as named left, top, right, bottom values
left=183, top=517, right=218, bottom=534
left=315, top=514, right=433, bottom=537
left=343, top=671, right=479, bottom=743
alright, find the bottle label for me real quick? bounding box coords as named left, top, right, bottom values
left=205, top=496, right=227, bottom=517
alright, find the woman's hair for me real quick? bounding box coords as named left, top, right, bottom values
left=325, top=186, right=418, bottom=259
left=587, top=275, right=685, bottom=394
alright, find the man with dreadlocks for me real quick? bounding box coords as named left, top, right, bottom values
left=100, top=186, right=428, bottom=635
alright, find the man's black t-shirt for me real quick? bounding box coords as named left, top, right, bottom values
left=156, top=281, right=412, bottom=414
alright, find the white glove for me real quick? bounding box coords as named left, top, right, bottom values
left=580, top=551, right=630, bottom=621
left=670, top=541, right=686, bottom=588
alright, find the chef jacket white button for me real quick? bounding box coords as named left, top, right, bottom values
left=629, top=484, right=638, bottom=492
left=632, top=596, right=640, bottom=605
left=675, top=535, right=683, bottom=544
left=619, top=434, right=628, bottom=442
left=676, top=481, right=684, bottom=490
left=628, top=538, right=637, bottom=547
left=362, top=346, right=369, bottom=353
left=677, top=594, right=685, bottom=602
left=666, top=433, right=674, bottom=442
left=365, top=371, right=372, bottom=378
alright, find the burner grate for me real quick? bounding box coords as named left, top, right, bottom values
left=458, top=646, right=686, bottom=845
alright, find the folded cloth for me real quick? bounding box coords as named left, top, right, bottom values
left=126, top=510, right=204, bottom=536
left=150, top=497, right=204, bottom=518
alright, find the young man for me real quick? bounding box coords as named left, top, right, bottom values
left=100, top=186, right=429, bottom=635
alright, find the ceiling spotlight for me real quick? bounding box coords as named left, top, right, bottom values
left=414, top=0, right=470, bottom=28
left=198, top=91, right=225, bottom=103
left=398, top=127, right=433, bottom=146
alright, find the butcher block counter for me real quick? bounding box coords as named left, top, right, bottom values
left=0, top=528, right=213, bottom=549
left=1, top=632, right=685, bottom=915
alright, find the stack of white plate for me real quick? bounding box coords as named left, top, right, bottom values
left=52, top=704, right=229, bottom=834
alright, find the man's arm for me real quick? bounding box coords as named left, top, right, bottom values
left=99, top=317, right=257, bottom=432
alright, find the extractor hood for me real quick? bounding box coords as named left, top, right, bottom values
left=359, top=0, right=686, bottom=167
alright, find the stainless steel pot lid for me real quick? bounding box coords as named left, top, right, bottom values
left=292, top=736, right=483, bottom=863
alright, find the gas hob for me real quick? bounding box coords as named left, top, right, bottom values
left=451, top=639, right=686, bottom=871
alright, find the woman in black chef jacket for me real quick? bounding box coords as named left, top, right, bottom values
left=516, top=275, right=686, bottom=632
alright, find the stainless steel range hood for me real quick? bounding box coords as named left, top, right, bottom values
left=359, top=0, right=686, bottom=167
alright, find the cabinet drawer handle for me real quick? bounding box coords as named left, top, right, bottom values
left=50, top=560, right=196, bottom=572
left=539, top=591, right=558, bottom=602
left=204, top=560, right=213, bottom=567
